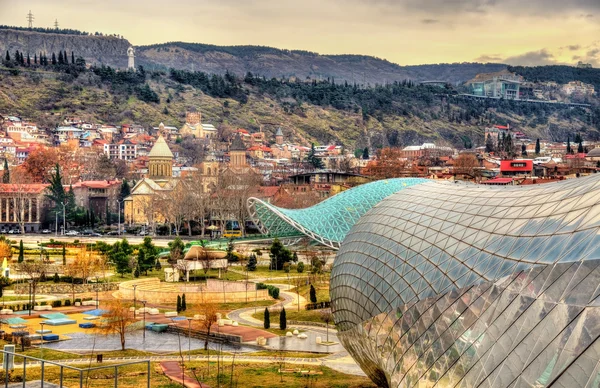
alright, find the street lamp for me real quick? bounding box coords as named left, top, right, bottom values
left=40, top=322, right=45, bottom=351
left=117, top=200, right=124, bottom=235
left=27, top=280, right=32, bottom=316
left=187, top=317, right=193, bottom=362
left=132, top=284, right=137, bottom=319
left=141, top=300, right=147, bottom=341
left=61, top=202, right=66, bottom=236
left=95, top=276, right=100, bottom=309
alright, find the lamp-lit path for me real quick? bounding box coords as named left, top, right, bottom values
left=160, top=360, right=211, bottom=388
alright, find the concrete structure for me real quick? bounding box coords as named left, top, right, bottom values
left=127, top=47, right=135, bottom=70
left=0, top=183, right=48, bottom=232
left=275, top=127, right=284, bottom=145
left=467, top=70, right=522, bottom=100
left=399, top=143, right=454, bottom=160
left=103, top=140, right=137, bottom=161
left=179, top=111, right=218, bottom=139
left=71, top=180, right=120, bottom=219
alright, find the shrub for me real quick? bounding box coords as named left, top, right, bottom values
left=74, top=298, right=82, bottom=303
left=64, top=299, right=71, bottom=306
left=53, top=273, right=60, bottom=283
left=297, top=262, right=304, bottom=273
left=271, top=287, right=280, bottom=299
left=52, top=300, right=62, bottom=308
left=41, top=301, right=47, bottom=306
left=264, top=308, right=270, bottom=329
left=279, top=307, right=287, bottom=330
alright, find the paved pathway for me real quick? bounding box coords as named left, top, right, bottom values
left=160, top=361, right=210, bottom=388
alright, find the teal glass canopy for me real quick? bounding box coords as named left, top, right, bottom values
left=247, top=178, right=427, bottom=249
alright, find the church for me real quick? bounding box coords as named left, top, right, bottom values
left=179, top=112, right=218, bottom=139
left=124, top=135, right=178, bottom=225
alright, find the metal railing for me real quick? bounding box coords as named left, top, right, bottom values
left=0, top=350, right=151, bottom=388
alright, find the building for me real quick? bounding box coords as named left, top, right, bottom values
left=124, top=135, right=177, bottom=225
left=329, top=175, right=600, bottom=387
left=275, top=127, right=284, bottom=145
left=0, top=183, right=48, bottom=232
left=500, top=159, right=533, bottom=176
left=577, top=61, right=593, bottom=69
left=71, top=180, right=121, bottom=219
left=467, top=70, right=522, bottom=100
left=399, top=143, right=454, bottom=160
left=178, top=112, right=218, bottom=139
left=103, top=140, right=137, bottom=161
left=562, top=81, right=595, bottom=96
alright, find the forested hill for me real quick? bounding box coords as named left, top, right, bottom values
left=136, top=42, right=507, bottom=85
left=509, top=65, right=600, bottom=90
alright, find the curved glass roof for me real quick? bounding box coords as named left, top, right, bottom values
left=247, top=178, right=427, bottom=249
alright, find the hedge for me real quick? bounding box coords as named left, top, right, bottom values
left=256, top=283, right=280, bottom=300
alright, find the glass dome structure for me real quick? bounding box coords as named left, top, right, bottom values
left=247, top=178, right=427, bottom=248
left=330, top=174, right=600, bottom=387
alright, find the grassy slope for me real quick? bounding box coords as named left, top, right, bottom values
left=0, top=69, right=590, bottom=148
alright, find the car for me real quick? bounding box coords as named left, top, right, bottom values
left=8, top=229, right=20, bottom=234
left=89, top=232, right=102, bottom=237
left=65, top=230, right=79, bottom=236
left=41, top=229, right=51, bottom=234
left=138, top=230, right=149, bottom=236
left=106, top=230, right=119, bottom=236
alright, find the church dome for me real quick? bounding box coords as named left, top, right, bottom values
left=148, top=135, right=174, bottom=158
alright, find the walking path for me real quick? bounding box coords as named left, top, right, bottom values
left=160, top=361, right=210, bottom=388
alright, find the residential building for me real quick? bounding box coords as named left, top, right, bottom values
left=71, top=180, right=121, bottom=219
left=562, top=81, right=595, bottom=96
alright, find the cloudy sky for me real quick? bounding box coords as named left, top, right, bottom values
left=1, top=0, right=599, bottom=67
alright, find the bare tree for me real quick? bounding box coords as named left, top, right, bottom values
left=16, top=261, right=47, bottom=307
left=194, top=298, right=218, bottom=351
left=320, top=308, right=333, bottom=343
left=98, top=299, right=138, bottom=350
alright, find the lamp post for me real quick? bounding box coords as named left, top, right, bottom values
left=40, top=322, right=45, bottom=351
left=61, top=202, right=66, bottom=236
left=95, top=276, right=100, bottom=309
left=132, top=284, right=137, bottom=319
left=117, top=200, right=124, bottom=235
left=141, top=300, right=147, bottom=341
left=187, top=317, right=192, bottom=362
left=27, top=280, right=32, bottom=316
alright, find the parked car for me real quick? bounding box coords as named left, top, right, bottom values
left=89, top=232, right=102, bottom=237
left=41, top=229, right=51, bottom=234
left=65, top=230, right=79, bottom=236
left=8, top=229, right=21, bottom=234
left=138, top=230, right=149, bottom=236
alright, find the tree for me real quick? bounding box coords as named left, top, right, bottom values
left=263, top=308, right=270, bottom=329
left=306, top=143, right=324, bottom=169
left=521, top=144, right=527, bottom=157
left=297, top=262, right=304, bottom=273
left=58, top=51, right=64, bottom=65
left=362, top=147, right=370, bottom=160
left=320, top=309, right=333, bottom=343
left=4, top=51, right=9, bottom=61
left=18, top=240, right=24, bottom=263
left=181, top=294, right=186, bottom=311
left=71, top=51, right=75, bottom=64
left=133, top=266, right=140, bottom=278
left=309, top=284, right=317, bottom=303
left=567, top=136, right=572, bottom=154
left=110, top=239, right=132, bottom=277
left=62, top=244, right=66, bottom=266
left=194, top=298, right=218, bottom=350
left=578, top=140, right=584, bottom=154
left=279, top=307, right=287, bottom=330
left=51, top=52, right=56, bottom=65
left=535, top=139, right=541, bottom=155
left=98, top=300, right=138, bottom=350
left=168, top=237, right=185, bottom=265
left=16, top=261, right=46, bottom=307
left=2, top=159, right=9, bottom=183
left=269, top=238, right=293, bottom=270
left=247, top=254, right=257, bottom=272
left=139, top=237, right=157, bottom=275
left=485, top=134, right=495, bottom=153
left=453, top=153, right=480, bottom=178
left=20, top=147, right=59, bottom=182
left=119, top=179, right=131, bottom=202
left=177, top=295, right=182, bottom=313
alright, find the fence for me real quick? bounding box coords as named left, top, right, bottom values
left=0, top=349, right=150, bottom=388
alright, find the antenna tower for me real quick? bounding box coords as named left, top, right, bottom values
left=26, top=10, right=34, bottom=28
left=54, top=19, right=59, bottom=29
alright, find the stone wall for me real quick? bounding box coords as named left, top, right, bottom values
left=203, top=279, right=255, bottom=292
left=14, top=283, right=119, bottom=295
left=119, top=278, right=270, bottom=304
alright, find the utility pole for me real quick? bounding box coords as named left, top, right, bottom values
left=54, top=19, right=59, bottom=29
left=26, top=10, right=34, bottom=28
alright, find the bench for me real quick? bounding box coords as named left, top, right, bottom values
left=81, top=301, right=97, bottom=306
left=42, top=334, right=59, bottom=341
left=33, top=305, right=52, bottom=311
left=164, top=311, right=177, bottom=318
left=79, top=323, right=95, bottom=329
left=83, top=316, right=99, bottom=321
left=0, top=309, right=13, bottom=315
left=35, top=330, right=52, bottom=334
left=148, top=309, right=160, bottom=315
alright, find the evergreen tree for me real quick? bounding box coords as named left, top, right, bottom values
left=139, top=237, right=158, bottom=274
left=567, top=136, right=572, bottom=154
left=64, top=50, right=68, bottom=63
left=485, top=134, right=495, bottom=153
left=578, top=141, right=584, bottom=154
left=306, top=143, right=324, bottom=169
left=133, top=266, right=140, bottom=278
left=34, top=54, right=37, bottom=64
left=14, top=50, right=19, bottom=63
left=110, top=239, right=133, bottom=277
left=535, top=139, right=541, bottom=155
left=51, top=52, right=56, bottom=65
left=26, top=54, right=30, bottom=65
left=71, top=51, right=75, bottom=64
left=155, top=259, right=162, bottom=271
left=181, top=294, right=186, bottom=311
left=292, top=251, right=298, bottom=263
left=309, top=284, right=317, bottom=303
left=521, top=144, right=527, bottom=157
left=62, top=244, right=66, bottom=266
left=279, top=307, right=287, bottom=330
left=4, top=51, right=9, bottom=61
left=58, top=50, right=64, bottom=65
left=362, top=147, right=370, bottom=160
left=269, top=238, right=293, bottom=270
left=119, top=179, right=131, bottom=202
left=264, top=308, right=270, bottom=329
left=176, top=295, right=182, bottom=313
left=90, top=210, right=96, bottom=227
left=18, top=240, right=24, bottom=263
left=247, top=254, right=257, bottom=271
left=2, top=159, right=9, bottom=183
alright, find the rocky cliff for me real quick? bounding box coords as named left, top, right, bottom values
left=0, top=28, right=132, bottom=67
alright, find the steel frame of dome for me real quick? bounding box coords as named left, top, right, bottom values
left=247, top=178, right=427, bottom=249
left=330, top=174, right=600, bottom=388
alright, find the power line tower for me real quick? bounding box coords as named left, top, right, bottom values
left=54, top=19, right=59, bottom=29
left=26, top=10, right=34, bottom=28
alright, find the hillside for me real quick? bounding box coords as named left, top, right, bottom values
left=0, top=64, right=597, bottom=150
left=0, top=28, right=507, bottom=85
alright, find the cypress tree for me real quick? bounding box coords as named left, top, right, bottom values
left=535, top=139, right=541, bottom=155
left=578, top=141, right=584, bottom=154
left=309, top=284, right=317, bottom=303
left=62, top=244, right=66, bottom=266
left=18, top=240, right=24, bottom=263
left=14, top=50, right=19, bottom=62
left=64, top=50, right=68, bottom=63
left=155, top=259, right=162, bottom=271
left=567, top=136, right=572, bottom=154
left=521, top=144, right=527, bottom=157
left=58, top=51, right=64, bottom=65
left=26, top=54, right=30, bottom=65
left=176, top=295, right=182, bottom=313
left=264, top=308, right=270, bottom=329
left=181, top=294, right=186, bottom=311
left=71, top=51, right=75, bottom=64
left=2, top=159, right=9, bottom=183
left=279, top=307, right=287, bottom=330
left=20, top=52, right=24, bottom=64
left=4, top=51, right=9, bottom=61
left=34, top=54, right=37, bottom=64
left=133, top=267, right=140, bottom=278
left=51, top=52, right=56, bottom=65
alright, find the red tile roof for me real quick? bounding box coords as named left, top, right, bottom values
left=0, top=183, right=48, bottom=194
left=482, top=178, right=513, bottom=185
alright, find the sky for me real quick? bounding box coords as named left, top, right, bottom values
left=0, top=0, right=599, bottom=67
